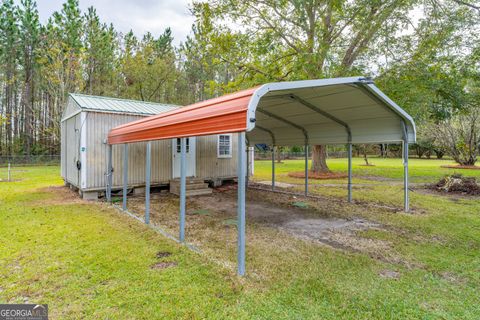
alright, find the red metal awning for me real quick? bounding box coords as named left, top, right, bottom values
left=108, top=77, right=416, bottom=145
left=108, top=87, right=257, bottom=144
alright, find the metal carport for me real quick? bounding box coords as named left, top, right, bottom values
left=106, top=76, right=416, bottom=276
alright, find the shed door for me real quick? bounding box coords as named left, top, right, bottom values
left=172, top=137, right=196, bottom=178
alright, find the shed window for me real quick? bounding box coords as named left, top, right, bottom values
left=217, top=134, right=232, bottom=158
left=176, top=138, right=190, bottom=153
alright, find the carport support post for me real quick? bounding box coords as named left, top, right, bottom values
left=304, top=144, right=308, bottom=196
left=145, top=142, right=151, bottom=224
left=123, top=143, right=128, bottom=210
left=272, top=145, right=275, bottom=191
left=179, top=137, right=187, bottom=242
left=347, top=143, right=352, bottom=202
left=237, top=132, right=246, bottom=276
left=106, top=144, right=112, bottom=202
left=403, top=140, right=409, bottom=212
left=246, top=143, right=250, bottom=186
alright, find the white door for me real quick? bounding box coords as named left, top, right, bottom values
left=172, top=137, right=196, bottom=178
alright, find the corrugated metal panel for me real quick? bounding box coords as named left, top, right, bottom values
left=107, top=77, right=416, bottom=146
left=196, top=134, right=238, bottom=179
left=64, top=114, right=81, bottom=185
left=108, top=88, right=257, bottom=144
left=85, top=112, right=172, bottom=190
left=70, top=93, right=178, bottom=116
left=61, top=98, right=81, bottom=121
left=60, top=121, right=66, bottom=178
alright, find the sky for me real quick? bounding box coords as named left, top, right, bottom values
left=24, top=0, right=195, bottom=45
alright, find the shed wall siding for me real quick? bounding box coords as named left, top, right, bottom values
left=61, top=121, right=66, bottom=178
left=62, top=98, right=81, bottom=121
left=196, top=133, right=238, bottom=179
left=63, top=113, right=81, bottom=186
left=86, top=112, right=172, bottom=190
left=64, top=110, right=238, bottom=191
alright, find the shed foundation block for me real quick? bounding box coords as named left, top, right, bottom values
left=133, top=187, right=146, bottom=195
left=82, top=191, right=99, bottom=201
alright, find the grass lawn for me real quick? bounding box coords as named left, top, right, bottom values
left=1, top=162, right=479, bottom=319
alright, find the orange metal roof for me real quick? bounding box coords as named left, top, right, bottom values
left=108, top=87, right=258, bottom=144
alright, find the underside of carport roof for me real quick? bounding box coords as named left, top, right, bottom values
left=108, top=76, right=415, bottom=145
left=106, top=76, right=416, bottom=276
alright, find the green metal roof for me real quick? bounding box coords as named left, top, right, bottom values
left=69, top=93, right=179, bottom=115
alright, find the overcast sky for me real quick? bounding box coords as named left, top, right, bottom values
left=24, top=0, right=195, bottom=45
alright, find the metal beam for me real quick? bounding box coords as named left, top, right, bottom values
left=401, top=121, right=410, bottom=212
left=246, top=141, right=250, bottom=186
left=288, top=94, right=352, bottom=142
left=272, top=145, right=275, bottom=191
left=347, top=143, right=352, bottom=202
left=145, top=141, right=151, bottom=224
left=255, top=125, right=276, bottom=146
left=305, top=144, right=309, bottom=196
left=237, top=132, right=246, bottom=276
left=106, top=144, right=112, bottom=202
left=256, top=108, right=309, bottom=144
left=179, top=137, right=187, bottom=242
left=122, top=143, right=128, bottom=211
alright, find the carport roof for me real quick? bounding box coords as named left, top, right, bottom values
left=108, top=77, right=416, bottom=145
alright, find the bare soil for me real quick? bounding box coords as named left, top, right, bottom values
left=32, top=186, right=86, bottom=205
left=288, top=171, right=348, bottom=180
left=150, top=262, right=177, bottom=270
left=126, top=188, right=395, bottom=263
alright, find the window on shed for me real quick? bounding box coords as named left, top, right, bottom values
left=176, top=138, right=190, bottom=153
left=217, top=134, right=232, bottom=158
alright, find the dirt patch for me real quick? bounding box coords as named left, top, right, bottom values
left=379, top=269, right=401, bottom=279
left=32, top=186, right=86, bottom=205
left=288, top=171, right=348, bottom=180
left=256, top=181, right=296, bottom=188
left=438, top=271, right=466, bottom=284
left=190, top=191, right=389, bottom=257
left=156, top=251, right=172, bottom=259
left=356, top=175, right=397, bottom=182
left=441, top=165, right=480, bottom=170
left=150, top=262, right=177, bottom=270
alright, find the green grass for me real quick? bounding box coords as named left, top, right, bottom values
left=1, top=163, right=479, bottom=319
left=253, top=157, right=480, bottom=183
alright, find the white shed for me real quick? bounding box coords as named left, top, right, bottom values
left=60, top=94, right=239, bottom=199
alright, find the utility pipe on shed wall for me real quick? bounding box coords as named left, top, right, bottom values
left=237, top=132, right=246, bottom=276
left=145, top=142, right=151, bottom=224
left=179, top=137, right=187, bottom=242
left=123, top=143, right=128, bottom=210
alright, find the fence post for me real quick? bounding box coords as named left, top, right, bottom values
left=8, top=163, right=11, bottom=182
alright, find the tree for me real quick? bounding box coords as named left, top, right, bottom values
left=83, top=7, right=117, bottom=96
left=0, top=0, right=20, bottom=156
left=189, top=0, right=434, bottom=173
left=18, top=0, right=40, bottom=156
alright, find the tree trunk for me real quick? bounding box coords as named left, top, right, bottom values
left=363, top=148, right=369, bottom=165
left=310, top=145, right=330, bottom=173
